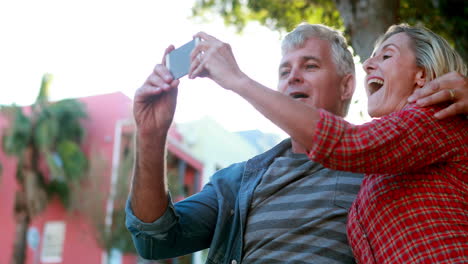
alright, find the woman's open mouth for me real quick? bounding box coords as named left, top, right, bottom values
left=367, top=78, right=384, bottom=95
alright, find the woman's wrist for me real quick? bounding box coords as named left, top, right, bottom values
left=229, top=75, right=258, bottom=96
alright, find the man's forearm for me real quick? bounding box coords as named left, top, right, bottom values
left=130, top=132, right=169, bottom=223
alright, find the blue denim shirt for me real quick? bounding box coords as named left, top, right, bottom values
left=126, top=139, right=360, bottom=263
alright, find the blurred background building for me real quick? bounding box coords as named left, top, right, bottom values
left=0, top=92, right=280, bottom=264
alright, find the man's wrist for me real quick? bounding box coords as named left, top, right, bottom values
left=137, top=128, right=168, bottom=145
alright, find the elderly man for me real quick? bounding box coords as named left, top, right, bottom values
left=126, top=24, right=467, bottom=264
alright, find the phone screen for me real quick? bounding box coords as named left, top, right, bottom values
left=166, top=38, right=199, bottom=79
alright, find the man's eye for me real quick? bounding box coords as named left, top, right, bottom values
left=279, top=71, right=290, bottom=77
left=383, top=55, right=391, bottom=60
left=306, top=64, right=318, bottom=69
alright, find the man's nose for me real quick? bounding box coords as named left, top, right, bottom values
left=363, top=57, right=376, bottom=74
left=287, top=68, right=304, bottom=84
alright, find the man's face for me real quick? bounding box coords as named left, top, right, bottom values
left=278, top=37, right=345, bottom=116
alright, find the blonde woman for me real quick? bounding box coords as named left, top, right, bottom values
left=189, top=24, right=467, bottom=263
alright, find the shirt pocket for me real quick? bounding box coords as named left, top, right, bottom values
left=333, top=171, right=362, bottom=210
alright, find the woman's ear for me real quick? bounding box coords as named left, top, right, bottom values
left=415, top=68, right=427, bottom=88
left=340, top=74, right=355, bottom=101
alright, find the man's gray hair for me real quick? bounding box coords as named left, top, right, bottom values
left=282, top=23, right=355, bottom=77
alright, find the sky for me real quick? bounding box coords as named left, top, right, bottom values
left=0, top=0, right=370, bottom=137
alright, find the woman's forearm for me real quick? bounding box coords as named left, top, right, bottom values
left=233, top=77, right=321, bottom=151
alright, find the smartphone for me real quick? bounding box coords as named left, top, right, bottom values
left=166, top=38, right=200, bottom=79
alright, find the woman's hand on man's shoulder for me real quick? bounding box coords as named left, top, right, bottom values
left=408, top=72, right=468, bottom=119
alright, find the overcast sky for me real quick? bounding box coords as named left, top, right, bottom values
left=0, top=0, right=370, bottom=136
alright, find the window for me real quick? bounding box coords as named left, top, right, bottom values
left=40, top=221, right=66, bottom=263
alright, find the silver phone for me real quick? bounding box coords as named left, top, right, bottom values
left=166, top=38, right=200, bottom=79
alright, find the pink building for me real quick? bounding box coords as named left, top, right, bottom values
left=0, top=92, right=203, bottom=264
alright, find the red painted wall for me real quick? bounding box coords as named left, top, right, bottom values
left=0, top=114, right=18, bottom=264
left=0, top=92, right=203, bottom=264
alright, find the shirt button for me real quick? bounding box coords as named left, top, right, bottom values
left=231, top=260, right=237, bottom=264
left=230, top=209, right=234, bottom=215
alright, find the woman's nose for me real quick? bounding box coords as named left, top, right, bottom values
left=363, top=57, right=376, bottom=74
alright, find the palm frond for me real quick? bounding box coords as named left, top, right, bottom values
left=2, top=108, right=32, bottom=156
left=35, top=74, right=53, bottom=105
left=57, top=140, right=88, bottom=181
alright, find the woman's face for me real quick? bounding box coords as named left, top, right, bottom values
left=363, top=32, right=424, bottom=117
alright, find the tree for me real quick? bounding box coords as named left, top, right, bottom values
left=192, top=0, right=467, bottom=63
left=1, top=74, right=88, bottom=264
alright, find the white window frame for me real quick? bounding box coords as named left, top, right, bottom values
left=40, top=221, right=66, bottom=263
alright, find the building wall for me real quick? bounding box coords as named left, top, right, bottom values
left=177, top=116, right=261, bottom=186
left=0, top=114, right=19, bottom=264
left=0, top=92, right=203, bottom=264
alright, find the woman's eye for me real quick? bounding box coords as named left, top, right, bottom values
left=306, top=64, right=318, bottom=69
left=383, top=55, right=391, bottom=60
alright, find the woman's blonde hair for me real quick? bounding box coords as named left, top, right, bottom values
left=375, top=24, right=467, bottom=81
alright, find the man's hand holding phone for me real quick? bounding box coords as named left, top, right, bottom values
left=134, top=33, right=242, bottom=137
left=133, top=45, right=182, bottom=137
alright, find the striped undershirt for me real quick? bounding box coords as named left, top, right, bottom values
left=242, top=148, right=362, bottom=263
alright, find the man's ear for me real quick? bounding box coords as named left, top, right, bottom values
left=415, top=68, right=426, bottom=88
left=340, top=74, right=355, bottom=101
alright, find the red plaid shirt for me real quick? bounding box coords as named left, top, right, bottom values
left=308, top=104, right=468, bottom=263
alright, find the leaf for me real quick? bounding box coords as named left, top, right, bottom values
left=47, top=179, right=70, bottom=208
left=192, top=0, right=343, bottom=33
left=107, top=209, right=137, bottom=253
left=35, top=73, right=53, bottom=105
left=192, top=0, right=467, bottom=63
left=57, top=141, right=88, bottom=181
left=34, top=116, right=59, bottom=151
left=2, top=108, right=31, bottom=156
left=48, top=99, right=87, bottom=143
left=48, top=99, right=87, bottom=119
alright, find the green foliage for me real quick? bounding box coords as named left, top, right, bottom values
left=34, top=117, right=59, bottom=152
left=192, top=0, right=467, bottom=62
left=1, top=106, right=31, bottom=156
left=107, top=209, right=137, bottom=254
left=193, top=0, right=343, bottom=33
left=47, top=179, right=71, bottom=207
left=2, top=74, right=91, bottom=264
left=73, top=133, right=137, bottom=254
left=47, top=99, right=87, bottom=143
left=400, top=0, right=467, bottom=62
left=247, top=0, right=342, bottom=31
left=167, top=153, right=185, bottom=198
left=36, top=74, right=53, bottom=104
left=57, top=140, right=88, bottom=181
left=100, top=133, right=137, bottom=254
left=1, top=73, right=89, bottom=212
